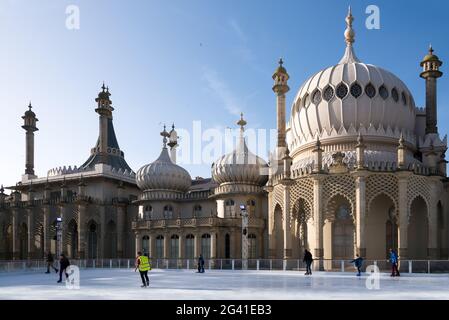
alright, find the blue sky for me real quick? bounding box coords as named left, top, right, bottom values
left=0, top=0, right=448, bottom=188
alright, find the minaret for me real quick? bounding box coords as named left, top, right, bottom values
left=22, top=102, right=38, bottom=178
left=272, top=58, right=290, bottom=159
left=420, top=45, right=443, bottom=134
left=95, top=83, right=114, bottom=164
left=168, top=124, right=179, bottom=164
left=397, top=133, right=406, bottom=170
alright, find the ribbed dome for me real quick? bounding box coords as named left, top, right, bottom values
left=136, top=147, right=191, bottom=192
left=288, top=9, right=416, bottom=152
left=212, top=115, right=268, bottom=186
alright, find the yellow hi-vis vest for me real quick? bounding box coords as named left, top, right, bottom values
left=138, top=255, right=151, bottom=271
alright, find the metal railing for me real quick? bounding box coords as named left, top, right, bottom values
left=1, top=258, right=449, bottom=274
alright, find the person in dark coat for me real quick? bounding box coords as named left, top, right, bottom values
left=197, top=254, right=205, bottom=273
left=389, top=248, right=400, bottom=277
left=350, top=254, right=364, bottom=276
left=57, top=254, right=70, bottom=283
left=303, top=249, right=313, bottom=275
left=45, top=251, right=58, bottom=274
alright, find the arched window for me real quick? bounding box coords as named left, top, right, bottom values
left=87, top=222, right=98, bottom=259
left=156, top=235, right=164, bottom=258
left=201, top=234, right=211, bottom=259
left=248, top=234, right=257, bottom=259
left=144, top=206, right=152, bottom=220
left=193, top=205, right=202, bottom=217
left=225, top=199, right=235, bottom=217
left=170, top=235, right=179, bottom=259
left=246, top=199, right=256, bottom=216
left=185, top=234, right=195, bottom=259
left=142, top=235, right=149, bottom=256
left=163, top=205, right=173, bottom=219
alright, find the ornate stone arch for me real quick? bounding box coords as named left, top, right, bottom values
left=366, top=174, right=398, bottom=217
left=323, top=175, right=356, bottom=221
left=407, top=175, right=431, bottom=220
left=271, top=185, right=284, bottom=214
left=290, top=178, right=314, bottom=220
left=324, top=193, right=355, bottom=223
left=291, top=198, right=313, bottom=223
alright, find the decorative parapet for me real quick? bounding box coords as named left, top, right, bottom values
left=138, top=189, right=212, bottom=202
left=132, top=216, right=265, bottom=230
left=288, top=123, right=416, bottom=156
left=211, top=183, right=266, bottom=197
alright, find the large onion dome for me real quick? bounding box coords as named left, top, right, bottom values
left=136, top=126, right=191, bottom=193
left=287, top=7, right=416, bottom=155
left=212, top=114, right=268, bottom=186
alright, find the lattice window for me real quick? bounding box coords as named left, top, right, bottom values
left=336, top=83, right=349, bottom=99
left=323, top=175, right=356, bottom=221
left=366, top=174, right=399, bottom=217
left=391, top=88, right=399, bottom=102
left=379, top=85, right=389, bottom=100
left=401, top=91, right=407, bottom=105
left=365, top=83, right=376, bottom=98
left=312, top=89, right=322, bottom=105
left=350, top=82, right=362, bottom=98
left=323, top=85, right=334, bottom=101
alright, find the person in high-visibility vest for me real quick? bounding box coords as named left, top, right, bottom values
left=135, top=251, right=151, bottom=287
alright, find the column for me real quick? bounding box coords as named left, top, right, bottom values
left=59, top=204, right=65, bottom=257
left=135, top=232, right=142, bottom=256
left=211, top=232, right=217, bottom=259
left=313, top=176, right=324, bottom=269
left=12, top=209, right=19, bottom=260
left=194, top=232, right=201, bottom=258
left=283, top=184, right=292, bottom=259
left=397, top=173, right=410, bottom=260
left=428, top=178, right=440, bottom=258
left=78, top=204, right=87, bottom=259
left=163, top=233, right=169, bottom=259
left=43, top=206, right=50, bottom=254
left=266, top=187, right=276, bottom=258
left=99, top=206, right=106, bottom=258
left=355, top=173, right=367, bottom=257
left=179, top=232, right=184, bottom=259
left=116, top=205, right=126, bottom=258
left=149, top=234, right=156, bottom=259
left=27, top=208, right=34, bottom=259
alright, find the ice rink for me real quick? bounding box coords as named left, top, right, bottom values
left=1, top=268, right=449, bottom=300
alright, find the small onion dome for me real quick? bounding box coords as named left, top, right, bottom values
left=136, top=126, right=191, bottom=192
left=212, top=114, right=268, bottom=186
left=421, top=45, right=442, bottom=65
left=24, top=102, right=36, bottom=117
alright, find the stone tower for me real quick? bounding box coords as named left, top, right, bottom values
left=21, top=102, right=38, bottom=179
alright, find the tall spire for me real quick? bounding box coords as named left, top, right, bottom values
left=339, top=6, right=360, bottom=64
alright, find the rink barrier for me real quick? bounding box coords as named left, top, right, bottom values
left=1, top=258, right=449, bottom=274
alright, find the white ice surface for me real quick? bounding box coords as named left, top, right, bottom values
left=1, top=269, right=449, bottom=300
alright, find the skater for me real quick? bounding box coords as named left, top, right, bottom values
left=303, top=249, right=313, bottom=275
left=135, top=251, right=150, bottom=287
left=57, top=253, right=70, bottom=283
left=389, top=248, right=400, bottom=277
left=45, top=251, right=58, bottom=274
left=197, top=254, right=205, bottom=273
left=350, top=254, right=364, bottom=276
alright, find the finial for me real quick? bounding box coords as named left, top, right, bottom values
left=160, top=124, right=170, bottom=147
left=278, top=57, right=283, bottom=66
left=399, top=132, right=405, bottom=148
left=344, top=6, right=355, bottom=46
left=28, top=101, right=32, bottom=110
left=172, top=123, right=175, bottom=130
left=429, top=44, right=434, bottom=55
left=101, top=82, right=106, bottom=91
left=237, top=112, right=247, bottom=131
left=106, top=86, right=110, bottom=93
left=0, top=184, right=4, bottom=194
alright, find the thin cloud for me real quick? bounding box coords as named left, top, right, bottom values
left=229, top=19, right=247, bottom=43
left=202, top=67, right=243, bottom=117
